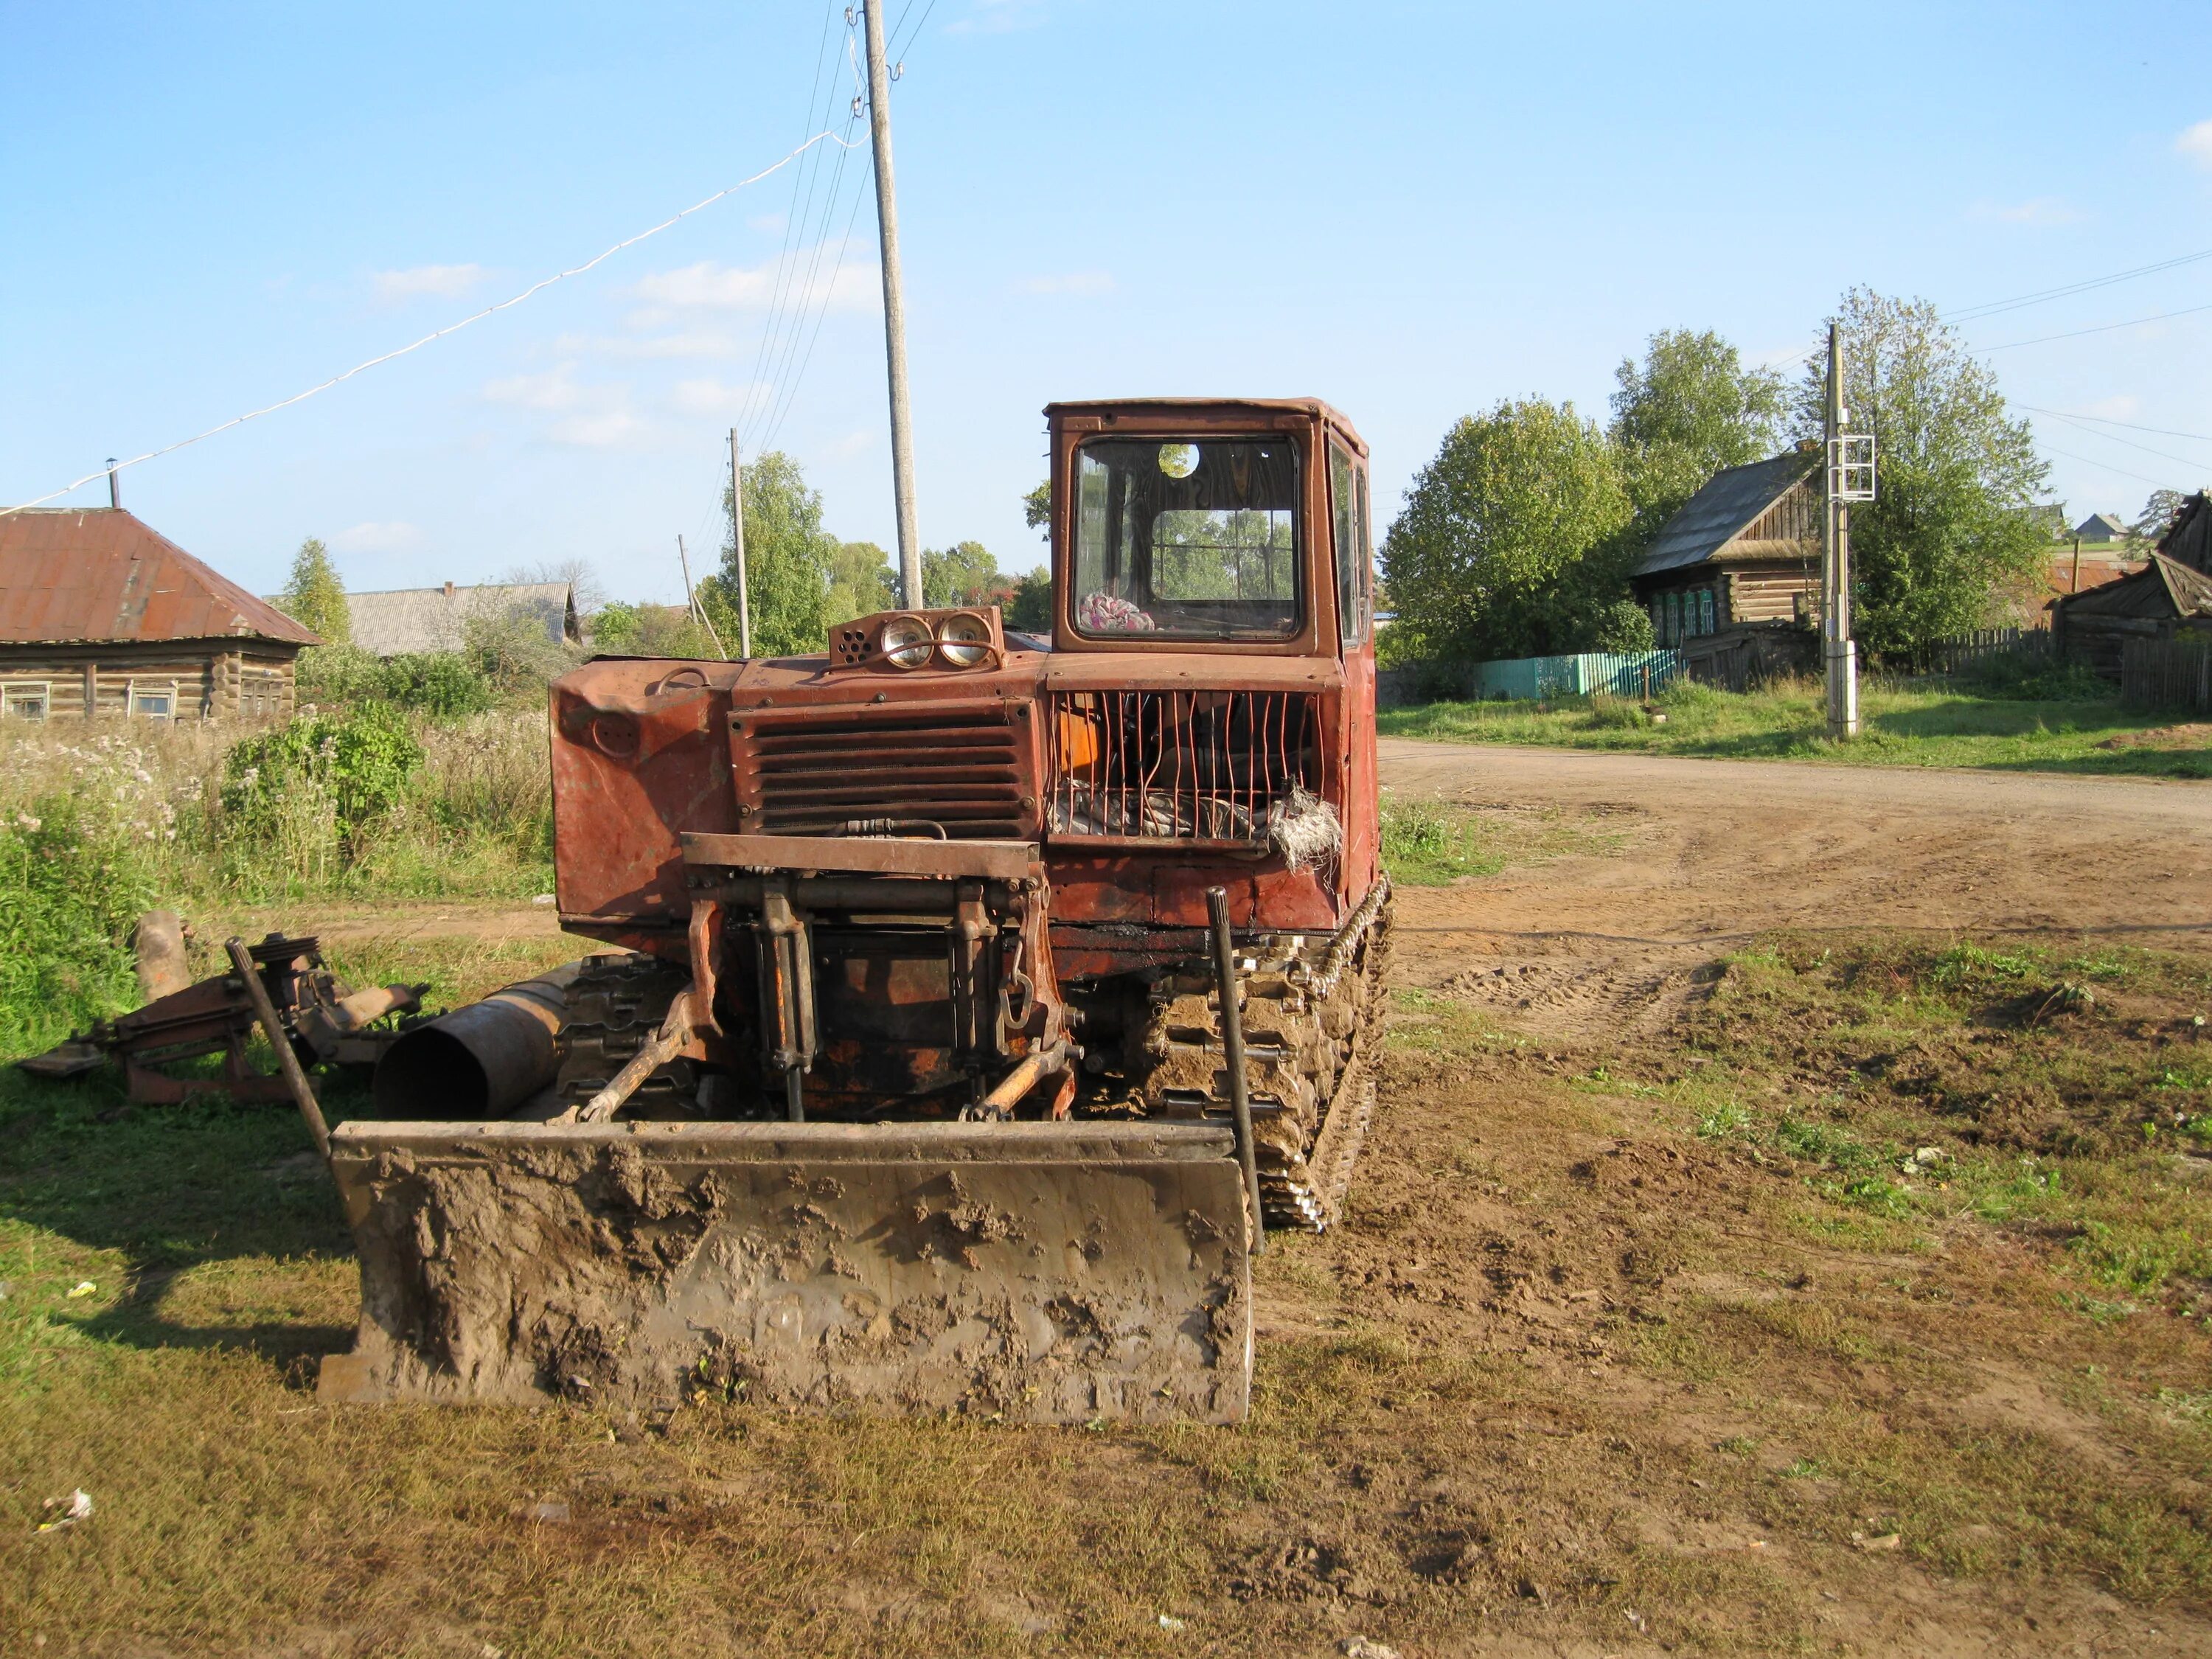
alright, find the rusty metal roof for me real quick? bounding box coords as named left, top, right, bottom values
left=0, top=508, right=321, bottom=647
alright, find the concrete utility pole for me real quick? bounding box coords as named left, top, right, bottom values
left=1822, top=325, right=1860, bottom=739
left=728, top=428, right=753, bottom=658
left=861, top=0, right=922, bottom=609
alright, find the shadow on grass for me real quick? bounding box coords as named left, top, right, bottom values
left=0, top=1060, right=367, bottom=1374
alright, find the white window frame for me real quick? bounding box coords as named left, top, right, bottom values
left=2, top=680, right=52, bottom=720
left=129, top=677, right=179, bottom=720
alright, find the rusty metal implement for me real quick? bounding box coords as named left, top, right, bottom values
left=319, top=1119, right=1252, bottom=1421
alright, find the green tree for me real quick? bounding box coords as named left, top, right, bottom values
left=1795, top=288, right=2051, bottom=655
left=1004, top=568, right=1052, bottom=633
left=702, top=449, right=834, bottom=658
left=1610, top=329, right=1787, bottom=540
left=592, top=600, right=719, bottom=658
left=1381, top=399, right=1642, bottom=664
left=2130, top=489, right=2190, bottom=547
left=827, top=540, right=897, bottom=623
left=1023, top=480, right=1051, bottom=536
left=277, top=536, right=350, bottom=644
left=922, top=540, right=1001, bottom=608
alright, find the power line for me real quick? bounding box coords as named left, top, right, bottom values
left=1945, top=246, right=2212, bottom=323
left=3, top=128, right=858, bottom=516
left=757, top=145, right=873, bottom=454
left=2035, top=438, right=2183, bottom=490
left=889, top=0, right=941, bottom=59
left=1974, top=299, right=2212, bottom=353
left=2032, top=408, right=2212, bottom=476
left=2017, top=404, right=2212, bottom=444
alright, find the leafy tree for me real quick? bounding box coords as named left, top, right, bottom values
left=1004, top=569, right=1051, bottom=633
left=1610, top=330, right=1787, bottom=540
left=702, top=449, right=833, bottom=658
left=827, top=540, right=897, bottom=623
left=1381, top=398, right=1641, bottom=664
left=2130, top=489, right=2191, bottom=547
left=277, top=536, right=350, bottom=644
left=922, top=540, right=1001, bottom=608
left=1793, top=288, right=2051, bottom=655
left=592, top=600, right=720, bottom=658
left=1023, top=480, right=1051, bottom=536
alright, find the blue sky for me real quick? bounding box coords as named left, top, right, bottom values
left=4, top=1, right=2209, bottom=606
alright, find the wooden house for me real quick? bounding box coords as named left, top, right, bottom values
left=2051, top=554, right=2212, bottom=678
left=1630, top=451, right=1822, bottom=688
left=0, top=507, right=320, bottom=722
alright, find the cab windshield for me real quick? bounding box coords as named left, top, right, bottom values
left=1071, top=437, right=1301, bottom=640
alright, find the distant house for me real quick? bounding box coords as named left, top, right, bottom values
left=0, top=507, right=319, bottom=721
left=1630, top=451, right=1822, bottom=688
left=2073, top=512, right=2128, bottom=544
left=346, top=580, right=577, bottom=658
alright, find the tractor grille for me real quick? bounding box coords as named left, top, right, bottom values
left=1048, top=689, right=1321, bottom=845
left=731, top=701, right=1030, bottom=840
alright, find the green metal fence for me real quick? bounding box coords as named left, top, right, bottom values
left=1470, top=650, right=1681, bottom=700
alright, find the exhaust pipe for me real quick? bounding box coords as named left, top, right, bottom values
left=372, top=961, right=585, bottom=1119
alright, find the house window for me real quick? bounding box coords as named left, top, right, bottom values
left=240, top=670, right=283, bottom=719
left=1696, top=590, right=1715, bottom=636
left=2, top=681, right=50, bottom=720
left=130, top=679, right=177, bottom=720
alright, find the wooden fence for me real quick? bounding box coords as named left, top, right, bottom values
left=2121, top=637, right=2212, bottom=714
left=1916, top=626, right=2051, bottom=675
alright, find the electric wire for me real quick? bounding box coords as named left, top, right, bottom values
left=757, top=141, right=873, bottom=453
left=2, top=127, right=858, bottom=515
left=2032, top=439, right=2183, bottom=490
left=2017, top=405, right=2212, bottom=445
left=745, top=74, right=863, bottom=456
left=1974, top=299, right=2212, bottom=353
left=1946, top=246, right=2212, bottom=324
left=736, top=4, right=849, bottom=453
left=2030, top=408, right=2212, bottom=477
left=889, top=0, right=941, bottom=59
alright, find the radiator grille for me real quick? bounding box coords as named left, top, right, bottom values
left=733, top=703, right=1029, bottom=839
left=1048, top=689, right=1320, bottom=845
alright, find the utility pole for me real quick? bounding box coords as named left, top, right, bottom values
left=1822, top=324, right=1864, bottom=740
left=677, top=535, right=728, bottom=661
left=861, top=0, right=922, bottom=610
left=728, top=428, right=753, bottom=658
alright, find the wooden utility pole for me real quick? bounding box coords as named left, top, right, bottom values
left=728, top=428, right=752, bottom=658
left=861, top=0, right=922, bottom=610
left=677, top=535, right=728, bottom=661
left=1823, top=324, right=1860, bottom=739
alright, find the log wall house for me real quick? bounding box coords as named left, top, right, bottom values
left=0, top=508, right=320, bottom=722
left=1629, top=451, right=1822, bottom=688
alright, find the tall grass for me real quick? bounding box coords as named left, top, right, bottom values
left=0, top=712, right=555, bottom=1052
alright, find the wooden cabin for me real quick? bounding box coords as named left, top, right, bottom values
left=0, top=508, right=320, bottom=722
left=1630, top=451, right=1822, bottom=688
left=2052, top=553, right=2212, bottom=679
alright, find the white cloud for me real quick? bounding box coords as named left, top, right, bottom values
left=549, top=408, right=648, bottom=448
left=2081, top=394, right=2141, bottom=420
left=552, top=329, right=743, bottom=361
left=2177, top=119, right=2212, bottom=170
left=482, top=365, right=585, bottom=411
left=331, top=521, right=423, bottom=554
left=631, top=252, right=877, bottom=313
left=1015, top=271, right=1115, bottom=296
left=482, top=364, right=648, bottom=447
left=373, top=262, right=490, bottom=302
left=1969, top=196, right=2080, bottom=226
left=670, top=378, right=768, bottom=417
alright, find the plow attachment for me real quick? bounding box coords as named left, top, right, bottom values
left=319, top=1119, right=1253, bottom=1423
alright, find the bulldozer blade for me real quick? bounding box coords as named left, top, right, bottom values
left=319, top=1119, right=1253, bottom=1423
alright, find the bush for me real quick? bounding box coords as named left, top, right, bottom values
left=220, top=706, right=423, bottom=885
left=0, top=798, right=156, bottom=1051
left=296, top=644, right=499, bottom=718
left=1964, top=651, right=2110, bottom=703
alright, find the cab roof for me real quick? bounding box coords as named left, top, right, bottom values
left=1043, top=397, right=1366, bottom=456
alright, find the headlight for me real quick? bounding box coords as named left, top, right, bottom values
left=936, top=611, right=992, bottom=668
left=878, top=613, right=933, bottom=669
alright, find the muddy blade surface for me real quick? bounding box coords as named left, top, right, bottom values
left=321, top=1120, right=1252, bottom=1423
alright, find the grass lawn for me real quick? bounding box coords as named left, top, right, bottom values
left=1378, top=677, right=2212, bottom=778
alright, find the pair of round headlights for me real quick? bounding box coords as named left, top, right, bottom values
left=877, top=611, right=995, bottom=669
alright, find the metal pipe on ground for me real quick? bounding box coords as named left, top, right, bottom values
left=372, top=961, right=586, bottom=1119
left=1205, top=886, right=1266, bottom=1256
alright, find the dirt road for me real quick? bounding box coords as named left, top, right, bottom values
left=1380, top=738, right=2212, bottom=1040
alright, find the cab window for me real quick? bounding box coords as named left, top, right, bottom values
left=1329, top=440, right=1372, bottom=648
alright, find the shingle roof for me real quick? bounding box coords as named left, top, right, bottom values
left=1632, top=453, right=1818, bottom=578
left=347, top=582, right=573, bottom=656
left=0, top=508, right=321, bottom=647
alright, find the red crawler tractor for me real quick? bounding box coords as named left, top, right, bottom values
left=324, top=398, right=1391, bottom=1422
